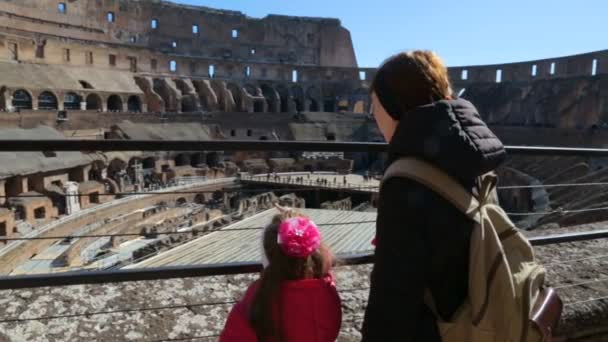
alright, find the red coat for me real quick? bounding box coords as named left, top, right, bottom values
left=220, top=276, right=342, bottom=342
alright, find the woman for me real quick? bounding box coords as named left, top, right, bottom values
left=362, top=51, right=506, bottom=341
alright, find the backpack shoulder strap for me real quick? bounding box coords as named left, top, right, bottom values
left=383, top=158, right=490, bottom=223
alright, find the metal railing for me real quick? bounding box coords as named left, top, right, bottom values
left=0, top=139, right=607, bottom=291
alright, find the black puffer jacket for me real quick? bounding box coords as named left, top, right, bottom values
left=361, top=98, right=506, bottom=341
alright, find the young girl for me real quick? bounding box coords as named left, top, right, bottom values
left=220, top=208, right=342, bottom=342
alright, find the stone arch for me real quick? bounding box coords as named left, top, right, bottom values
left=107, top=158, right=127, bottom=181
left=244, top=84, right=258, bottom=97
left=107, top=95, right=123, bottom=112
left=127, top=95, right=142, bottom=112
left=306, top=86, right=321, bottom=112
left=86, top=93, right=102, bottom=111
left=174, top=154, right=190, bottom=167
left=88, top=160, right=106, bottom=181
left=206, top=152, right=219, bottom=168
left=291, top=85, right=305, bottom=112
left=154, top=79, right=178, bottom=112
left=191, top=152, right=206, bottom=167
left=64, top=92, right=82, bottom=110
left=38, top=91, right=58, bottom=110
left=260, top=84, right=279, bottom=113
left=181, top=96, right=197, bottom=112
left=142, top=157, right=156, bottom=169
left=226, top=83, right=243, bottom=112
left=275, top=84, right=290, bottom=113
left=12, top=89, right=32, bottom=110
left=194, top=194, right=205, bottom=204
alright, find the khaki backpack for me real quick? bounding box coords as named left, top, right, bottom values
left=383, top=157, right=562, bottom=342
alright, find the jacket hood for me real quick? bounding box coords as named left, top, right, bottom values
left=388, top=98, right=506, bottom=183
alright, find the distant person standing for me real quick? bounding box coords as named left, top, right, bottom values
left=362, top=51, right=506, bottom=341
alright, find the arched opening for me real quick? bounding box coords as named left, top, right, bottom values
left=291, top=86, right=304, bottom=112
left=107, top=158, right=127, bottom=182
left=194, top=194, right=205, bottom=204
left=275, top=85, right=290, bottom=113
left=88, top=160, right=105, bottom=181
left=38, top=91, right=58, bottom=110
left=181, top=97, right=197, bottom=112
left=260, top=84, right=278, bottom=112
left=107, top=95, right=123, bottom=112
left=324, top=97, right=336, bottom=112
left=127, top=96, right=141, bottom=112
left=309, top=99, right=319, bottom=112
left=206, top=152, right=219, bottom=168
left=34, top=207, right=46, bottom=220
left=226, top=83, right=242, bottom=112
left=176, top=198, right=187, bottom=206
left=86, top=93, right=102, bottom=111
left=306, top=86, right=321, bottom=112
left=174, top=154, right=190, bottom=167
left=12, top=89, right=32, bottom=110
left=14, top=206, right=25, bottom=221
left=64, top=92, right=82, bottom=110
left=254, top=101, right=264, bottom=113
left=191, top=153, right=206, bottom=167
left=142, top=157, right=156, bottom=169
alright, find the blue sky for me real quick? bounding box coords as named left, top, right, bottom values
left=174, top=0, right=606, bottom=68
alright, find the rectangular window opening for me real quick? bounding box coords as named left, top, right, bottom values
left=63, top=48, right=70, bottom=62
left=192, top=25, right=199, bottom=35
left=292, top=70, right=298, bottom=83
left=58, top=3, right=66, bottom=14
left=232, top=29, right=238, bottom=39
left=246, top=66, right=251, bottom=78
left=461, top=69, right=468, bottom=80
left=109, top=54, right=116, bottom=66
left=550, top=62, right=556, bottom=75
left=172, top=41, right=177, bottom=48
left=592, top=59, right=598, bottom=76
left=35, top=44, right=45, bottom=59
left=359, top=71, right=366, bottom=81
left=250, top=48, right=256, bottom=55
left=209, top=65, right=215, bottom=78
left=169, top=60, right=177, bottom=73
left=151, top=59, right=157, bottom=71
left=86, top=51, right=93, bottom=65
left=151, top=19, right=158, bottom=29
left=128, top=56, right=137, bottom=72
left=107, top=12, right=115, bottom=23
left=496, top=69, right=502, bottom=83
left=8, top=42, right=18, bottom=61
left=531, top=64, right=537, bottom=77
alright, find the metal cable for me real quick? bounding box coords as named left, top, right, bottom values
left=0, top=300, right=237, bottom=324
left=152, top=335, right=219, bottom=342
left=543, top=253, right=608, bottom=267
left=507, top=205, right=608, bottom=216
left=564, top=295, right=608, bottom=307
left=0, top=287, right=370, bottom=324
left=0, top=185, right=380, bottom=199
left=554, top=277, right=608, bottom=290
left=497, top=181, right=608, bottom=190
left=0, top=220, right=378, bottom=242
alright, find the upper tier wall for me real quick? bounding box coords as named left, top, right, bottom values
left=0, top=0, right=604, bottom=84
left=0, top=0, right=357, bottom=68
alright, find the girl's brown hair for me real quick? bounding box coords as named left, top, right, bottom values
left=371, top=50, right=453, bottom=119
left=249, top=210, right=333, bottom=341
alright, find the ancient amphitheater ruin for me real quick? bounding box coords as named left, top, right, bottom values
left=0, top=0, right=605, bottom=341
